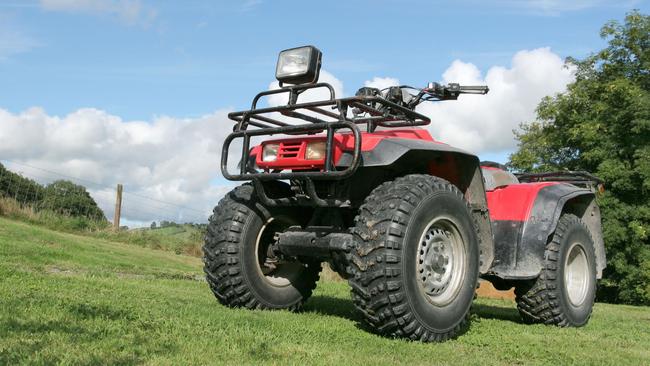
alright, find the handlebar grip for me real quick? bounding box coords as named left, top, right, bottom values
left=458, top=85, right=489, bottom=94
left=424, top=82, right=489, bottom=100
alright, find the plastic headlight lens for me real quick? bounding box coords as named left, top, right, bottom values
left=275, top=46, right=322, bottom=85
left=277, top=48, right=310, bottom=76
left=305, top=141, right=326, bottom=160
left=262, top=144, right=279, bottom=162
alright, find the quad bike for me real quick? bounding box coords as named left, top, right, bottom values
left=203, top=46, right=606, bottom=342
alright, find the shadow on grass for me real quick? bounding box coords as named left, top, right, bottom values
left=472, top=303, right=523, bottom=324
left=3, top=317, right=89, bottom=336
left=68, top=302, right=135, bottom=321
left=302, top=295, right=361, bottom=322
left=303, top=295, right=524, bottom=326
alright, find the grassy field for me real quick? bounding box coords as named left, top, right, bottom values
left=93, top=224, right=204, bottom=257
left=0, top=197, right=204, bottom=256
left=1, top=217, right=649, bottom=365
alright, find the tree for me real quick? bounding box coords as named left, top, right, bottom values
left=509, top=11, right=650, bottom=305
left=0, top=163, right=45, bottom=205
left=150, top=221, right=157, bottom=229
left=40, top=180, right=106, bottom=221
left=159, top=220, right=179, bottom=228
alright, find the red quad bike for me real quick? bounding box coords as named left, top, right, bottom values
left=204, top=46, right=606, bottom=342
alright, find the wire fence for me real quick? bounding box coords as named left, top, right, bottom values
left=0, top=159, right=210, bottom=227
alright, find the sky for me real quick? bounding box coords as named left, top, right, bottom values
left=0, top=0, right=648, bottom=225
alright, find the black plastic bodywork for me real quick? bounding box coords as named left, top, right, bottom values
left=220, top=82, right=604, bottom=281
left=341, top=138, right=495, bottom=274
left=487, top=184, right=606, bottom=280
left=246, top=134, right=497, bottom=274
left=222, top=82, right=432, bottom=208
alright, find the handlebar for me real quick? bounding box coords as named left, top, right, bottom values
left=424, top=82, right=489, bottom=100
left=397, top=82, right=489, bottom=109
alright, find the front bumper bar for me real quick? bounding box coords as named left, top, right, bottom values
left=220, top=121, right=362, bottom=181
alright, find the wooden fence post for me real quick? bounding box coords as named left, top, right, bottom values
left=113, top=183, right=123, bottom=231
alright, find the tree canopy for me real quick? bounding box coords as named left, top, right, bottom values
left=509, top=11, right=650, bottom=305
left=40, top=180, right=106, bottom=221
left=0, top=164, right=44, bottom=205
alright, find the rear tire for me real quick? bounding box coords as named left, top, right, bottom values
left=203, top=183, right=321, bottom=311
left=348, top=174, right=480, bottom=342
left=515, top=214, right=597, bottom=326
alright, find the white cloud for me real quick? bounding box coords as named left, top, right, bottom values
left=0, top=71, right=344, bottom=226
left=39, top=0, right=157, bottom=26
left=267, top=69, right=344, bottom=107
left=364, top=77, right=400, bottom=91
left=0, top=107, right=235, bottom=225
left=252, top=70, right=347, bottom=136
left=414, top=47, right=574, bottom=154
left=359, top=49, right=574, bottom=158
left=0, top=47, right=574, bottom=224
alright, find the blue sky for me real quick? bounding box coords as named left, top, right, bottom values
left=0, top=0, right=647, bottom=224
left=1, top=0, right=647, bottom=120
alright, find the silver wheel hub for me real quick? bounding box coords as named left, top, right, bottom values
left=418, top=228, right=453, bottom=295
left=255, top=218, right=305, bottom=287
left=565, top=242, right=590, bottom=306
left=416, top=218, right=466, bottom=306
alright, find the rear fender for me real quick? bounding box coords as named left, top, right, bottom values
left=339, top=137, right=495, bottom=273
left=557, top=193, right=606, bottom=277
left=489, top=184, right=605, bottom=280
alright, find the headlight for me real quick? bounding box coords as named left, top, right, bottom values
left=305, top=141, right=326, bottom=160
left=262, top=144, right=279, bottom=162
left=275, top=45, right=322, bottom=85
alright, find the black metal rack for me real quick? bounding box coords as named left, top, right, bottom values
left=228, top=82, right=430, bottom=132
left=516, top=171, right=604, bottom=190
left=221, top=82, right=431, bottom=182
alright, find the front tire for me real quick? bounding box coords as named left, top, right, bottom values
left=203, top=184, right=321, bottom=311
left=349, top=175, right=480, bottom=342
left=515, top=213, right=597, bottom=326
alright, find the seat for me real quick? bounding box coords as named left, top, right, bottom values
left=480, top=161, right=519, bottom=191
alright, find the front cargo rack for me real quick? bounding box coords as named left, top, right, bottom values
left=228, top=82, right=430, bottom=132
left=221, top=82, right=431, bottom=182
left=220, top=82, right=432, bottom=207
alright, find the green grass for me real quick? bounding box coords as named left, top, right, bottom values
left=91, top=224, right=204, bottom=257
left=0, top=196, right=109, bottom=233
left=1, top=217, right=649, bottom=365
left=145, top=225, right=203, bottom=240
left=0, top=197, right=204, bottom=256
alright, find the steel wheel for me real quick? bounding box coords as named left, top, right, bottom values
left=348, top=175, right=479, bottom=341
left=204, top=183, right=321, bottom=311
left=255, top=217, right=307, bottom=287
left=416, top=217, right=467, bottom=306
left=565, top=242, right=590, bottom=306
left=515, top=213, right=597, bottom=326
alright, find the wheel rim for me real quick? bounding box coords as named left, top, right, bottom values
left=254, top=217, right=305, bottom=287
left=565, top=242, right=590, bottom=306
left=416, top=217, right=467, bottom=306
